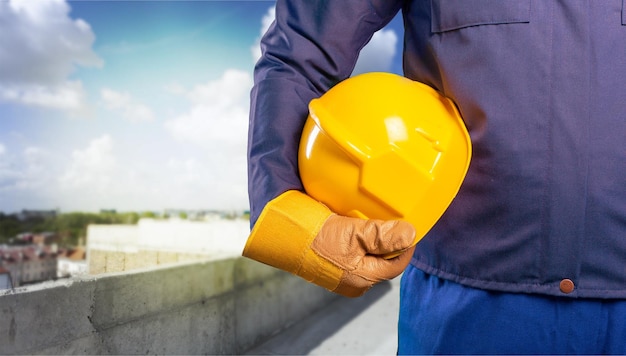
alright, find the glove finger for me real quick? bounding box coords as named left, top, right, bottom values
left=356, top=219, right=416, bottom=255
left=313, top=215, right=416, bottom=267
left=334, top=244, right=416, bottom=298
left=313, top=215, right=368, bottom=267
left=358, top=244, right=416, bottom=281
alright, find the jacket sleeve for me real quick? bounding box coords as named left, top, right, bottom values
left=248, top=0, right=403, bottom=226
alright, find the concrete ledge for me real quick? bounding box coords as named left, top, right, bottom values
left=0, top=257, right=338, bottom=354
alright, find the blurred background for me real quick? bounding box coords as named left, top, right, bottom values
left=0, top=0, right=403, bottom=215
left=0, top=2, right=406, bottom=353
left=0, top=0, right=403, bottom=272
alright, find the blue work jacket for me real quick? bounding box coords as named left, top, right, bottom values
left=248, top=0, right=626, bottom=299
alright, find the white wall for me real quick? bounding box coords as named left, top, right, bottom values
left=87, top=218, right=249, bottom=256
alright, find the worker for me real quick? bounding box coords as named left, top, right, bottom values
left=244, top=1, right=626, bottom=354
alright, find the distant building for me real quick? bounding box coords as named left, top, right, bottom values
left=33, top=232, right=59, bottom=246
left=13, top=232, right=59, bottom=246
left=0, top=267, right=12, bottom=290
left=162, top=209, right=249, bottom=221
left=15, top=209, right=58, bottom=221
left=14, top=232, right=34, bottom=244
left=57, top=247, right=87, bottom=278
left=87, top=217, right=249, bottom=274
left=0, top=245, right=58, bottom=287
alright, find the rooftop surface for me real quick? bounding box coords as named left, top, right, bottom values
left=245, top=277, right=401, bottom=355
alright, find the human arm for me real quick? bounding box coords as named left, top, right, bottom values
left=246, top=1, right=410, bottom=297
left=248, top=0, right=403, bottom=224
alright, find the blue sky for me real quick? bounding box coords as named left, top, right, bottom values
left=0, top=0, right=403, bottom=214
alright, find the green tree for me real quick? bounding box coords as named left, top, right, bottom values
left=140, top=211, right=158, bottom=219
left=0, top=213, right=20, bottom=243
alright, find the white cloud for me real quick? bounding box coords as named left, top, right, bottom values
left=0, top=0, right=102, bottom=114
left=251, top=5, right=275, bottom=63
left=250, top=5, right=397, bottom=75
left=0, top=145, right=58, bottom=195
left=101, top=88, right=155, bottom=122
left=164, top=69, right=251, bottom=149
left=16, top=147, right=53, bottom=190
left=162, top=154, right=248, bottom=210
left=59, top=135, right=116, bottom=192
left=0, top=144, right=12, bottom=189
left=0, top=139, right=120, bottom=212
left=167, top=158, right=205, bottom=185
left=163, top=69, right=252, bottom=210
left=0, top=81, right=89, bottom=114
left=352, top=29, right=398, bottom=75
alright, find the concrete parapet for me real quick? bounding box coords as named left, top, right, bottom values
left=0, top=257, right=338, bottom=354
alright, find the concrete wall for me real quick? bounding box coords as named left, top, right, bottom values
left=0, top=257, right=338, bottom=355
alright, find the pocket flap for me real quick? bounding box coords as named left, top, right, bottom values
left=431, top=0, right=531, bottom=33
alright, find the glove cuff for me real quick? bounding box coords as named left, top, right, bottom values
left=242, top=190, right=342, bottom=290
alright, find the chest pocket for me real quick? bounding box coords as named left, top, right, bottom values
left=431, top=0, right=531, bottom=33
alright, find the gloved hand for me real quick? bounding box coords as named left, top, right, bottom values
left=243, top=190, right=418, bottom=297
left=311, top=214, right=417, bottom=297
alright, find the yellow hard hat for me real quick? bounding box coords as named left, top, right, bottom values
left=298, top=72, right=472, bottom=245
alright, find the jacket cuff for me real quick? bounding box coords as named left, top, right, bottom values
left=242, top=190, right=341, bottom=290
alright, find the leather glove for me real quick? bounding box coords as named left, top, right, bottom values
left=242, top=190, right=418, bottom=297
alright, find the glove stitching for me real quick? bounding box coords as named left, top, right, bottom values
left=295, top=214, right=335, bottom=276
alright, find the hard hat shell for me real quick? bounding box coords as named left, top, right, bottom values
left=298, top=72, right=472, bottom=243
